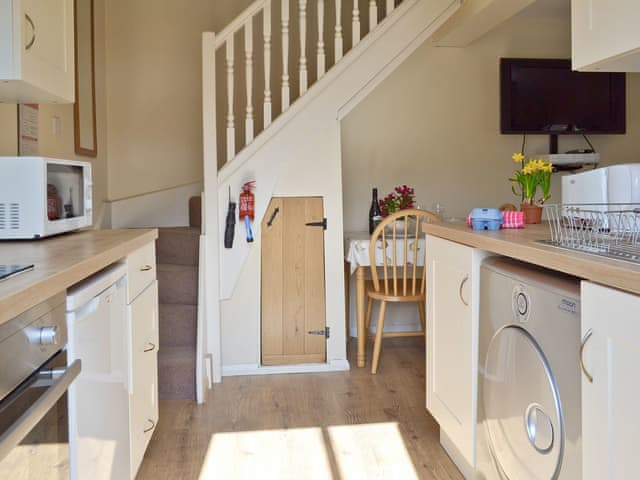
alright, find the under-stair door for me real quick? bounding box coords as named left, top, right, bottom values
left=261, top=197, right=327, bottom=365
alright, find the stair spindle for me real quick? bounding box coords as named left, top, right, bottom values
left=281, top=0, right=290, bottom=111
left=244, top=19, right=254, bottom=144
left=352, top=0, right=360, bottom=46
left=299, top=0, right=308, bottom=95
left=317, top=0, right=325, bottom=77
left=335, top=0, right=343, bottom=62
left=369, top=1, right=377, bottom=30
left=226, top=37, right=235, bottom=162
left=263, top=0, right=272, bottom=128
left=386, top=0, right=394, bottom=15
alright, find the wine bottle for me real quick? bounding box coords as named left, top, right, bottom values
left=369, top=188, right=382, bottom=234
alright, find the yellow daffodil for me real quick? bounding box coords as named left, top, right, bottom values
left=509, top=155, right=553, bottom=204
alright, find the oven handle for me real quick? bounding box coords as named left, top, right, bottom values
left=0, top=359, right=81, bottom=462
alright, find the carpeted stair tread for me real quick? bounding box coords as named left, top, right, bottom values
left=158, top=346, right=196, bottom=400
left=156, top=227, right=200, bottom=266
left=159, top=304, right=196, bottom=348
left=157, top=263, right=198, bottom=305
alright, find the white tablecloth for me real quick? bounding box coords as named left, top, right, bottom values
left=344, top=231, right=425, bottom=274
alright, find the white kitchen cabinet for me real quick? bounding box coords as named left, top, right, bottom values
left=425, top=235, right=492, bottom=473
left=0, top=0, right=75, bottom=103
left=126, top=242, right=159, bottom=477
left=581, top=281, right=640, bottom=480
left=571, top=0, right=640, bottom=71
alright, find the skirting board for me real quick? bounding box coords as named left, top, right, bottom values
left=222, top=359, right=351, bottom=377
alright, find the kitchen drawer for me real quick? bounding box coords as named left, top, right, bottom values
left=126, top=242, right=156, bottom=304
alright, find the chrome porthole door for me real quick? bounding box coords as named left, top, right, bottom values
left=482, top=324, right=565, bottom=480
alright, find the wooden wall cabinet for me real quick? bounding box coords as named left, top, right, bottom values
left=580, top=281, right=640, bottom=479
left=0, top=0, right=75, bottom=102
left=572, top=0, right=640, bottom=71
left=126, top=242, right=159, bottom=477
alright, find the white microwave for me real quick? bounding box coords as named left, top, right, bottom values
left=0, top=156, right=93, bottom=239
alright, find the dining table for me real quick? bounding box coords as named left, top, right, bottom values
left=344, top=231, right=425, bottom=368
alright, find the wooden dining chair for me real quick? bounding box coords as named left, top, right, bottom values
left=499, top=203, right=518, bottom=212
left=366, top=208, right=442, bottom=373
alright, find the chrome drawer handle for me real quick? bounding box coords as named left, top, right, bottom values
left=140, top=265, right=153, bottom=272
left=144, top=419, right=155, bottom=433
left=459, top=275, right=469, bottom=306
left=144, top=342, right=156, bottom=353
left=25, top=14, right=36, bottom=50
left=580, top=329, right=593, bottom=383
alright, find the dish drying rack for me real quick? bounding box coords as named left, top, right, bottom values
left=542, top=204, right=640, bottom=264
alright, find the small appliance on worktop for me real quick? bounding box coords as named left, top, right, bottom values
left=0, top=157, right=92, bottom=239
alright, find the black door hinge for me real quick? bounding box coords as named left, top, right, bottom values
left=305, top=218, right=327, bottom=230
left=307, top=326, right=330, bottom=338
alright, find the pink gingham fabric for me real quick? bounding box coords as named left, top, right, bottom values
left=466, top=211, right=525, bottom=229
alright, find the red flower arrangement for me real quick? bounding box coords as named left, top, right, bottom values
left=379, top=185, right=415, bottom=217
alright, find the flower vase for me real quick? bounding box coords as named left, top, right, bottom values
left=521, top=203, right=543, bottom=224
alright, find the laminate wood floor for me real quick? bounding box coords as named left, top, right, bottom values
left=137, top=338, right=463, bottom=480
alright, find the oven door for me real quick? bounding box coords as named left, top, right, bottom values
left=0, top=351, right=81, bottom=479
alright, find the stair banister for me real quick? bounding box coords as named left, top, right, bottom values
left=264, top=0, right=272, bottom=128
left=212, top=0, right=266, bottom=50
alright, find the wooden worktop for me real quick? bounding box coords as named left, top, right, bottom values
left=0, top=228, right=158, bottom=325
left=423, top=221, right=640, bottom=296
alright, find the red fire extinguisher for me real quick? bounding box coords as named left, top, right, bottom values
left=239, top=181, right=255, bottom=242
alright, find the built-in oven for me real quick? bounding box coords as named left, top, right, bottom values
left=0, top=292, right=80, bottom=479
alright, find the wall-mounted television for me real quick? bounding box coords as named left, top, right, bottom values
left=500, top=58, right=626, bottom=135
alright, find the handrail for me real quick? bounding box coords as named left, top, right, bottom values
left=213, top=0, right=266, bottom=50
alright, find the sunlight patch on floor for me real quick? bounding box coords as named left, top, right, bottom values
left=199, top=427, right=332, bottom=479
left=327, top=422, right=419, bottom=480
left=198, top=422, right=418, bottom=480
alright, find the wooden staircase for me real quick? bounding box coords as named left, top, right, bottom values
left=155, top=201, right=201, bottom=399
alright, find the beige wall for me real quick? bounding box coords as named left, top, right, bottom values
left=0, top=0, right=109, bottom=227
left=104, top=0, right=253, bottom=201
left=341, top=9, right=640, bottom=231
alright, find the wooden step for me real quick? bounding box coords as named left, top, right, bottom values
left=157, top=263, right=198, bottom=305
left=158, top=346, right=196, bottom=400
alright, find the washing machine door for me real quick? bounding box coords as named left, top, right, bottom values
left=482, top=324, right=564, bottom=480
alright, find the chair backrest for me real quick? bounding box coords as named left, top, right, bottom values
left=369, top=209, right=442, bottom=297
left=499, top=203, right=518, bottom=212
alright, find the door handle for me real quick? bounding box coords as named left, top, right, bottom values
left=25, top=14, right=36, bottom=50
left=305, top=218, right=327, bottom=230
left=459, top=275, right=469, bottom=306
left=144, top=342, right=156, bottom=353
left=140, top=265, right=153, bottom=272
left=267, top=207, right=280, bottom=227
left=580, top=328, right=593, bottom=383
left=144, top=419, right=156, bottom=433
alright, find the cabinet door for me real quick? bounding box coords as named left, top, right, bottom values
left=425, top=235, right=474, bottom=465
left=581, top=281, right=640, bottom=480
left=128, top=280, right=159, bottom=477
left=572, top=0, right=640, bottom=71
left=261, top=197, right=326, bottom=365
left=0, top=0, right=74, bottom=102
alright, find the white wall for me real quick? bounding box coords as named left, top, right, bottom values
left=104, top=0, right=253, bottom=202
left=341, top=9, right=640, bottom=231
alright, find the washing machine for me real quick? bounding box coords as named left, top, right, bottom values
left=476, top=257, right=581, bottom=480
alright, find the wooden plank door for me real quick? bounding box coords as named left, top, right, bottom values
left=261, top=197, right=326, bottom=365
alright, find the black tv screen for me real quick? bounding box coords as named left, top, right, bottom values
left=500, top=58, right=626, bottom=135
